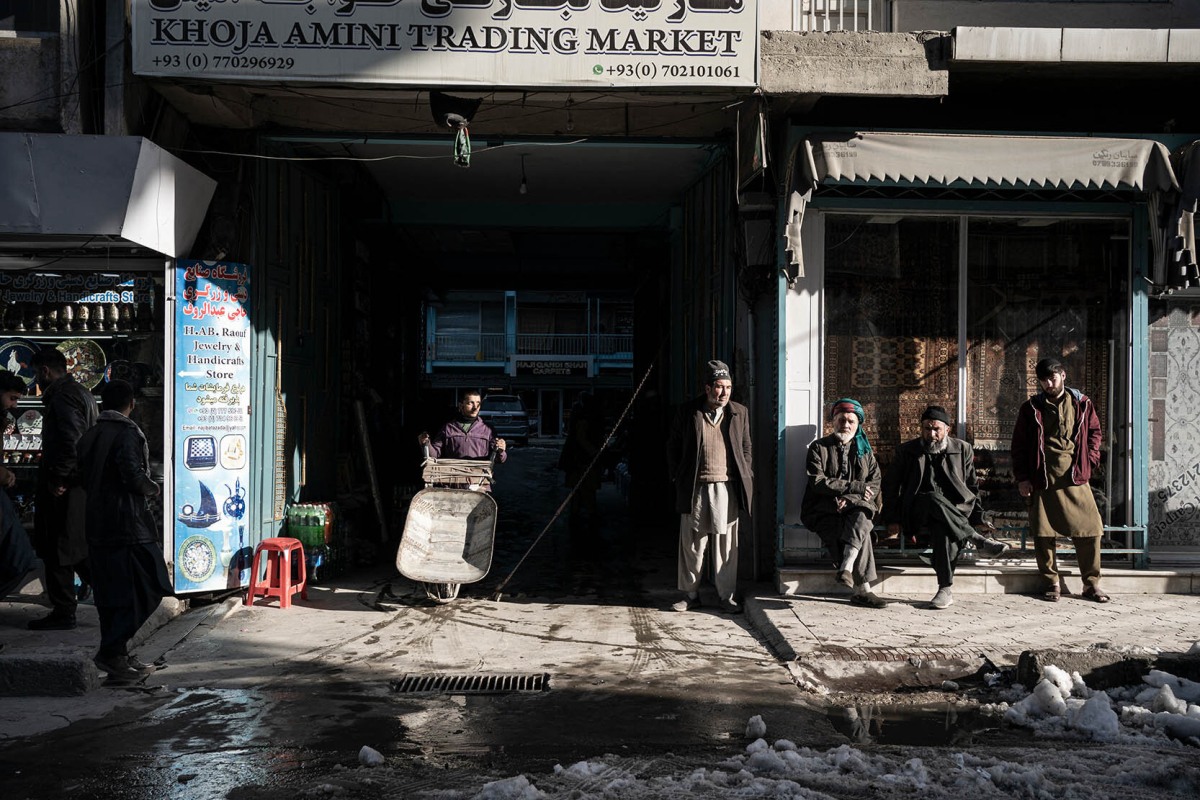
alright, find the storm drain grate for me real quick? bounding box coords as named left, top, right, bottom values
left=390, top=672, right=551, bottom=695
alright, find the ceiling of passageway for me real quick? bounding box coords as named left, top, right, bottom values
left=279, top=138, right=718, bottom=205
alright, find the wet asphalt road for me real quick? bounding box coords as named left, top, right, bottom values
left=0, top=447, right=838, bottom=799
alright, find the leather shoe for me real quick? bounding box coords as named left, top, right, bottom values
left=835, top=569, right=854, bottom=588
left=93, top=654, right=140, bottom=679
left=28, top=613, right=77, bottom=631
left=849, top=592, right=888, bottom=609
left=126, top=656, right=159, bottom=673
left=718, top=600, right=742, bottom=614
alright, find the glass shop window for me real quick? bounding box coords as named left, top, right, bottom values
left=823, top=214, right=1130, bottom=531
left=822, top=215, right=960, bottom=471
left=966, top=218, right=1128, bottom=528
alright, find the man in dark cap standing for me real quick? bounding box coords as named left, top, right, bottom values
left=666, top=360, right=753, bottom=614
left=882, top=405, right=1009, bottom=609
left=1012, top=357, right=1109, bottom=603
left=801, top=398, right=886, bottom=608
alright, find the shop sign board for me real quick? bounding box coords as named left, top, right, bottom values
left=512, top=355, right=591, bottom=376
left=132, top=0, right=757, bottom=89
left=173, top=260, right=252, bottom=593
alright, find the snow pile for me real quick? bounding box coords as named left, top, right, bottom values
left=984, top=663, right=1200, bottom=745
left=471, top=775, right=545, bottom=800
left=744, top=714, right=767, bottom=739
left=357, top=746, right=385, bottom=767
left=552, top=761, right=613, bottom=778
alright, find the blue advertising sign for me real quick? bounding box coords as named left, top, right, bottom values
left=173, top=260, right=252, bottom=593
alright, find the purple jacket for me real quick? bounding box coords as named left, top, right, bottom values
left=1011, top=388, right=1101, bottom=491
left=428, top=418, right=507, bottom=463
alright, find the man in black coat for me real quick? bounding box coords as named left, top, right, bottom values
left=666, top=360, right=753, bottom=614
left=881, top=405, right=1009, bottom=610
left=29, top=348, right=97, bottom=630
left=78, top=380, right=172, bottom=679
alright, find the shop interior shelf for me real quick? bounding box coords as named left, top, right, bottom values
left=0, top=331, right=153, bottom=340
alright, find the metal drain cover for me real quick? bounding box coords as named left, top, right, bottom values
left=391, top=672, right=551, bottom=695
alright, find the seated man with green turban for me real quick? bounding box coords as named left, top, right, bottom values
left=800, top=399, right=887, bottom=609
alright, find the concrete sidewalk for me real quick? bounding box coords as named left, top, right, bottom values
left=744, top=588, right=1200, bottom=691
left=0, top=571, right=185, bottom=697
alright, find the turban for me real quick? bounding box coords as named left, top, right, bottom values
left=705, top=360, right=731, bottom=384
left=829, top=397, right=872, bottom=456
left=921, top=405, right=951, bottom=425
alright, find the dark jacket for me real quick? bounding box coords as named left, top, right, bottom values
left=800, top=435, right=881, bottom=530
left=77, top=411, right=159, bottom=546
left=1011, top=388, right=1101, bottom=491
left=881, top=437, right=984, bottom=531
left=428, top=417, right=508, bottom=463
left=34, top=374, right=98, bottom=562
left=666, top=396, right=753, bottom=516
left=40, top=374, right=99, bottom=486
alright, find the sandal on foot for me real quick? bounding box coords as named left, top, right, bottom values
left=1042, top=586, right=1060, bottom=602
left=1082, top=586, right=1110, bottom=603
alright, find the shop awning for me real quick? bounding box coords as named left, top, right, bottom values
left=0, top=134, right=216, bottom=258
left=784, top=132, right=1181, bottom=276
left=795, top=131, right=1179, bottom=193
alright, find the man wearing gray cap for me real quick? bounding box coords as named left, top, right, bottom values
left=882, top=405, right=1009, bottom=610
left=666, top=360, right=753, bottom=613
left=1012, top=357, right=1109, bottom=603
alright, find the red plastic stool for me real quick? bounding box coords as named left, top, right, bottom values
left=246, top=537, right=308, bottom=609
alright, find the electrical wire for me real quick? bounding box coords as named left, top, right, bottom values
left=172, top=138, right=594, bottom=162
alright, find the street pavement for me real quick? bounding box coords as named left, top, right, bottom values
left=0, top=447, right=1198, bottom=799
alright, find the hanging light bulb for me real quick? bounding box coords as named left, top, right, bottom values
left=519, top=154, right=528, bottom=195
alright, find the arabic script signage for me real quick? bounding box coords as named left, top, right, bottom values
left=173, top=260, right=252, bottom=593
left=132, top=0, right=757, bottom=88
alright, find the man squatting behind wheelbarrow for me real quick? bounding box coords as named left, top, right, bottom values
left=416, top=388, right=508, bottom=470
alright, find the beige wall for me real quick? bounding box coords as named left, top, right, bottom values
left=760, top=0, right=1200, bottom=32
left=896, top=0, right=1200, bottom=32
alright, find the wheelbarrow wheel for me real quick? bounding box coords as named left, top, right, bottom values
left=423, top=582, right=460, bottom=603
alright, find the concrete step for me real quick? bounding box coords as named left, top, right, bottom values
left=778, top=560, right=1200, bottom=595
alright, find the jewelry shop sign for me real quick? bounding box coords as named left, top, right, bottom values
left=173, top=260, right=252, bottom=594
left=132, top=0, right=758, bottom=88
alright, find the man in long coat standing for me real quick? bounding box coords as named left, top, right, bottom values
left=666, top=360, right=753, bottom=614
left=28, top=348, right=97, bottom=630
left=1012, top=357, right=1110, bottom=603
left=78, top=380, right=172, bottom=678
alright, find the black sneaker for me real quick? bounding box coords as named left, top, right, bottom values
left=93, top=654, right=140, bottom=679
left=28, top=613, right=77, bottom=631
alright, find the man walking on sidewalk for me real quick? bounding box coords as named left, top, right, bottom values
left=882, top=405, right=1008, bottom=610
left=667, top=360, right=753, bottom=614
left=77, top=380, right=172, bottom=678
left=1012, top=357, right=1110, bottom=604
left=800, top=399, right=886, bottom=609
left=28, top=348, right=97, bottom=631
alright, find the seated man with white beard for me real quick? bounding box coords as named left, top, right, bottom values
left=881, top=405, right=1009, bottom=609
left=801, top=399, right=887, bottom=609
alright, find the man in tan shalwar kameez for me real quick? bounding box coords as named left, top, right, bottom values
left=1011, top=357, right=1110, bottom=603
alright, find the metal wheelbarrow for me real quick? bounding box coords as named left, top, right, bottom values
left=396, top=451, right=497, bottom=603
